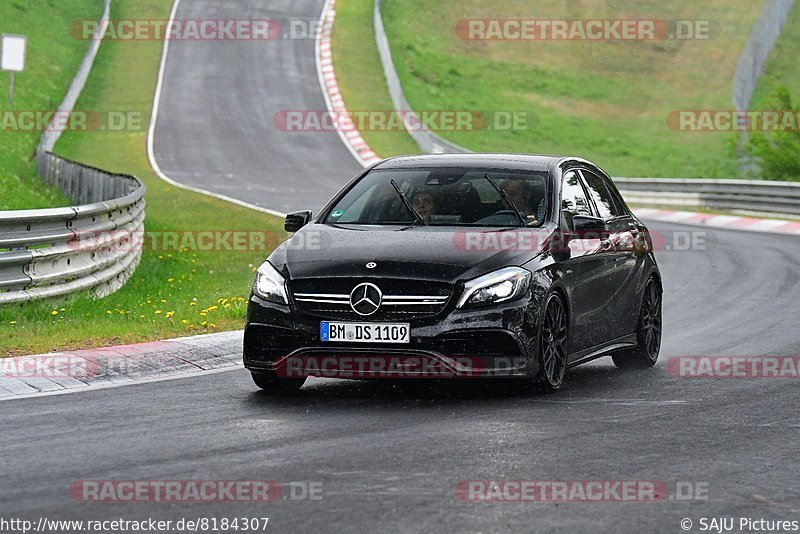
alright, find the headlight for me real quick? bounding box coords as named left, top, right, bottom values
left=457, top=267, right=531, bottom=308
left=253, top=261, right=288, bottom=305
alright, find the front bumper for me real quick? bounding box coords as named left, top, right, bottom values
left=243, top=293, right=541, bottom=379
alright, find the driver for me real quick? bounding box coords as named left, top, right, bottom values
left=410, top=188, right=439, bottom=223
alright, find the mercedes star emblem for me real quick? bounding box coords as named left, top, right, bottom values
left=366, top=262, right=377, bottom=269
left=349, top=282, right=382, bottom=316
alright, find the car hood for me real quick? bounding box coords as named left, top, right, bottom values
left=268, top=223, right=552, bottom=283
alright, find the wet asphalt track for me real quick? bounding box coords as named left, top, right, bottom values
left=151, top=0, right=361, bottom=214
left=3, top=0, right=800, bottom=532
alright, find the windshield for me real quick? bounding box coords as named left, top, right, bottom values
left=324, top=168, right=548, bottom=227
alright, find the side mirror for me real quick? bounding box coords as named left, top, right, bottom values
left=284, top=210, right=312, bottom=233
left=571, top=215, right=607, bottom=233
left=570, top=215, right=610, bottom=242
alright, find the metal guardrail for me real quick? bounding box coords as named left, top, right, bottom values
left=0, top=152, right=146, bottom=305
left=614, top=178, right=800, bottom=217
left=0, top=0, right=149, bottom=305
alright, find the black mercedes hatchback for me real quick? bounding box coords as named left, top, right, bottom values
left=244, top=154, right=662, bottom=394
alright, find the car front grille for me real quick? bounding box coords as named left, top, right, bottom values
left=289, top=278, right=453, bottom=320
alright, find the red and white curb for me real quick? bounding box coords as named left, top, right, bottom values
left=0, top=331, right=243, bottom=400
left=633, top=207, right=800, bottom=236
left=316, top=0, right=381, bottom=168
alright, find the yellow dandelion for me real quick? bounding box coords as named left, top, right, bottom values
left=209, top=323, right=217, bottom=329
left=155, top=310, right=163, bottom=315
left=165, top=311, right=174, bottom=319
left=51, top=310, right=58, bottom=316
left=10, top=321, right=17, bottom=325
left=190, top=302, right=196, bottom=307
left=181, top=319, right=189, bottom=325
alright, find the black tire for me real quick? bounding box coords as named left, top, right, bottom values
left=535, top=292, right=569, bottom=392
left=612, top=277, right=662, bottom=368
left=251, top=371, right=305, bottom=395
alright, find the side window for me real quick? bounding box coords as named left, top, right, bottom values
left=580, top=170, right=620, bottom=219
left=561, top=170, right=593, bottom=230
left=604, top=178, right=631, bottom=217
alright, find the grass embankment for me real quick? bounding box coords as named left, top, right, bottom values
left=0, top=0, right=285, bottom=356
left=0, top=0, right=95, bottom=209
left=335, top=0, right=765, bottom=178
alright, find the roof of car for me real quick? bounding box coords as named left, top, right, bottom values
left=371, top=153, right=582, bottom=172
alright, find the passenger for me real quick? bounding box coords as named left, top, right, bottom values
left=501, top=178, right=533, bottom=216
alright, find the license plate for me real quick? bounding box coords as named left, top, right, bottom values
left=320, top=322, right=410, bottom=343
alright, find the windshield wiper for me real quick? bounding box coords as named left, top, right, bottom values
left=483, top=172, right=527, bottom=227
left=390, top=179, right=427, bottom=226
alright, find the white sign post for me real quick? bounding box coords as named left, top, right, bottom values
left=1, top=34, right=27, bottom=108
